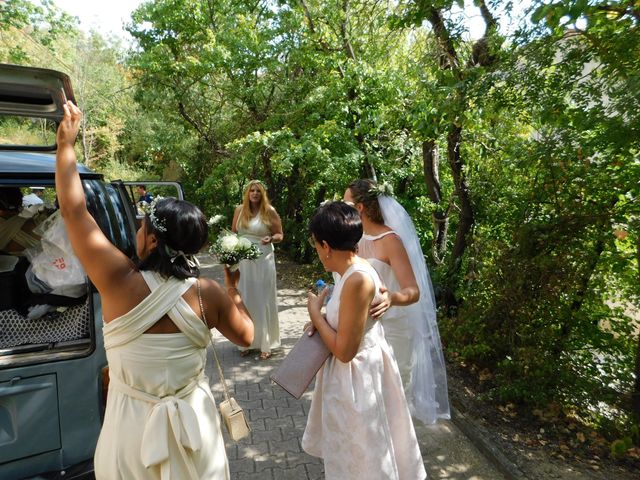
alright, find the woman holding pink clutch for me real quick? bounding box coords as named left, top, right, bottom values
left=302, top=201, right=426, bottom=480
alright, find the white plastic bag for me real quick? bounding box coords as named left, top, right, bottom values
left=24, top=211, right=86, bottom=298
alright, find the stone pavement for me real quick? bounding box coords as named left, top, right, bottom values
left=200, top=261, right=507, bottom=480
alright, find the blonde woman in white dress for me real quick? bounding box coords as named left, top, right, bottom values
left=302, top=201, right=426, bottom=480
left=55, top=101, right=254, bottom=479
left=345, top=179, right=450, bottom=425
left=232, top=180, right=283, bottom=360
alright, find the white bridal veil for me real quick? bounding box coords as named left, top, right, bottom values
left=378, top=195, right=451, bottom=424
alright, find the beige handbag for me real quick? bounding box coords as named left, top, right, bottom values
left=197, top=280, right=251, bottom=441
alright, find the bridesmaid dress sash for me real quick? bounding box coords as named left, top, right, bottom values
left=109, top=373, right=203, bottom=480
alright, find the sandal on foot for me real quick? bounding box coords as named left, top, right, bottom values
left=239, top=350, right=251, bottom=357
left=257, top=352, right=272, bottom=360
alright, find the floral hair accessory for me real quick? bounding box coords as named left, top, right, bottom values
left=165, top=245, right=200, bottom=268
left=243, top=179, right=266, bottom=191
left=367, top=181, right=394, bottom=198
left=139, top=196, right=167, bottom=233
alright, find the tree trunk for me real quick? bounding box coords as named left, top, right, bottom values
left=633, top=232, right=640, bottom=421
left=284, top=163, right=301, bottom=220
left=446, top=124, right=474, bottom=278
left=361, top=157, right=376, bottom=180
left=423, top=140, right=448, bottom=262
left=552, top=237, right=606, bottom=352
left=261, top=148, right=274, bottom=197
left=421, top=3, right=499, bottom=307
left=80, top=115, right=90, bottom=165
left=436, top=124, right=474, bottom=309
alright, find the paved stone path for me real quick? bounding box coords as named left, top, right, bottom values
left=200, top=260, right=506, bottom=480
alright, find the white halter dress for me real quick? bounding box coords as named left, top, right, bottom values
left=358, top=228, right=450, bottom=425
left=236, top=213, right=280, bottom=353
left=94, top=271, right=229, bottom=480
left=359, top=231, right=413, bottom=380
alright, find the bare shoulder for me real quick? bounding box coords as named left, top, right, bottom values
left=343, top=269, right=375, bottom=292
left=267, top=205, right=280, bottom=216
left=198, top=277, right=228, bottom=320
left=381, top=230, right=406, bottom=250
left=199, top=276, right=225, bottom=298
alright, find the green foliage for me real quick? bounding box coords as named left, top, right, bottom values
left=5, top=0, right=640, bottom=446
left=120, top=1, right=640, bottom=443
left=0, top=0, right=77, bottom=62
left=440, top=0, right=640, bottom=444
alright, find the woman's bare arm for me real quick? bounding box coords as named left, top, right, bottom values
left=207, top=268, right=253, bottom=347
left=369, top=234, right=419, bottom=318
left=55, top=101, right=133, bottom=294
left=231, top=205, right=242, bottom=233
left=309, top=271, right=374, bottom=363
left=265, top=207, right=284, bottom=244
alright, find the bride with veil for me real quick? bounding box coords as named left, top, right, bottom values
left=344, top=179, right=450, bottom=425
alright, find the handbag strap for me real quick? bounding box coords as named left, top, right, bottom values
left=197, top=279, right=232, bottom=404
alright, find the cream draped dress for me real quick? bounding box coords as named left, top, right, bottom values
left=94, top=271, right=229, bottom=480
left=302, top=262, right=426, bottom=480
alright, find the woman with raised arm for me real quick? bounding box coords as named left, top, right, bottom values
left=55, top=101, right=254, bottom=480
left=344, top=179, right=450, bottom=425
left=231, top=180, right=283, bottom=360
left=302, top=201, right=426, bottom=479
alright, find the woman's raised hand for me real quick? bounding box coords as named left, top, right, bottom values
left=56, top=100, right=82, bottom=147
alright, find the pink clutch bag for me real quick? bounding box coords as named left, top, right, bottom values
left=270, top=330, right=331, bottom=399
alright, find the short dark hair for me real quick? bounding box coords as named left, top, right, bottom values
left=137, top=198, right=208, bottom=279
left=347, top=179, right=384, bottom=224
left=0, top=187, right=22, bottom=212
left=136, top=184, right=146, bottom=190
left=309, top=201, right=362, bottom=252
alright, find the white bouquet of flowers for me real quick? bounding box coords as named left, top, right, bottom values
left=210, top=230, right=261, bottom=271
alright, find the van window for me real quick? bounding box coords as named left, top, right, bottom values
left=84, top=179, right=136, bottom=258
left=0, top=115, right=57, bottom=148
